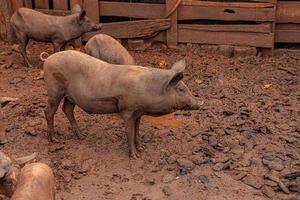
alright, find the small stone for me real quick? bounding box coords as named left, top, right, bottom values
left=162, top=186, right=173, bottom=196
left=242, top=175, right=264, bottom=189
left=79, top=160, right=91, bottom=173
left=232, top=172, right=247, bottom=181
left=189, top=131, right=200, bottom=137
left=25, top=127, right=37, bottom=136
left=11, top=44, right=19, bottom=52
left=201, top=45, right=218, bottom=53
left=199, top=175, right=209, bottom=184
left=142, top=133, right=152, bottom=143
left=234, top=46, right=257, bottom=57
left=262, top=186, right=276, bottom=199
left=49, top=144, right=64, bottom=152
left=218, top=45, right=234, bottom=57
left=144, top=178, right=155, bottom=186
left=262, top=157, right=284, bottom=171
left=193, top=157, right=211, bottom=165
left=177, top=158, right=195, bottom=171
left=162, top=172, right=177, bottom=183
left=167, top=155, right=176, bottom=164
left=61, top=159, right=74, bottom=169
left=212, top=163, right=224, bottom=171
left=264, top=179, right=278, bottom=187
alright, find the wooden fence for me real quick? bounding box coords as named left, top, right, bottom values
left=2, top=0, right=300, bottom=49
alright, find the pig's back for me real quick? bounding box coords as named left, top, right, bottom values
left=10, top=163, right=55, bottom=200
left=85, top=34, right=135, bottom=65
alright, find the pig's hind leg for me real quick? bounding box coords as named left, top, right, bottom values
left=44, top=91, right=65, bottom=142
left=16, top=33, right=31, bottom=67
left=135, top=117, right=145, bottom=152
left=62, top=97, right=85, bottom=140
left=122, top=113, right=139, bottom=159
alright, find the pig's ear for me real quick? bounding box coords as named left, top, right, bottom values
left=78, top=10, right=86, bottom=24
left=71, top=4, right=81, bottom=14
left=170, top=59, right=186, bottom=73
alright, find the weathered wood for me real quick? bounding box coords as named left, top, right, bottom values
left=24, top=0, right=33, bottom=8
left=180, top=24, right=272, bottom=33
left=276, top=23, right=300, bottom=30
left=99, top=1, right=165, bottom=19
left=0, top=0, right=15, bottom=42
left=83, top=0, right=99, bottom=22
left=178, top=25, right=274, bottom=48
left=149, top=31, right=167, bottom=43
left=53, top=0, right=69, bottom=10
left=35, top=0, right=49, bottom=9
left=178, top=5, right=275, bottom=21
left=82, top=19, right=171, bottom=41
left=11, top=0, right=23, bottom=11
left=276, top=1, right=300, bottom=23
left=275, top=29, right=300, bottom=43
left=166, top=0, right=178, bottom=47
left=243, top=0, right=276, bottom=4
left=181, top=1, right=274, bottom=8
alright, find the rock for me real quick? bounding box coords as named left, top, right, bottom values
left=10, top=77, right=23, bottom=85
left=199, top=175, right=209, bottom=184
left=242, top=175, right=264, bottom=189
left=142, top=133, right=152, bottom=143
left=25, top=127, right=37, bottom=136
left=212, top=163, right=224, bottom=171
left=265, top=179, right=278, bottom=187
left=193, top=157, right=211, bottom=165
left=162, top=172, right=177, bottom=183
left=234, top=46, right=257, bottom=57
left=143, top=178, right=155, bottom=186
left=177, top=158, right=195, bottom=171
left=61, top=159, right=74, bottom=169
left=265, top=174, right=290, bottom=194
left=128, top=39, right=144, bottom=51
left=79, top=160, right=91, bottom=173
left=262, top=157, right=284, bottom=171
left=49, top=144, right=64, bottom=152
left=189, top=131, right=200, bottom=137
left=209, top=136, right=223, bottom=150
left=262, top=186, right=276, bottom=199
left=166, top=164, right=176, bottom=171
left=11, top=44, right=19, bottom=52
left=232, top=172, right=247, bottom=181
left=218, top=45, right=234, bottom=57
left=162, top=186, right=173, bottom=196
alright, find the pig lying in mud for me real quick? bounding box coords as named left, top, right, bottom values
left=43, top=50, right=200, bottom=158
left=85, top=34, right=135, bottom=65
left=10, top=4, right=102, bottom=67
left=0, top=152, right=55, bottom=200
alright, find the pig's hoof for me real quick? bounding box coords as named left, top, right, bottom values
left=130, top=151, right=139, bottom=159
left=137, top=145, right=145, bottom=152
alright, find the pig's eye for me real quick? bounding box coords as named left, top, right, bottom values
left=177, top=88, right=185, bottom=93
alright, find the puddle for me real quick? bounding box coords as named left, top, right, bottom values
left=111, top=113, right=185, bottom=128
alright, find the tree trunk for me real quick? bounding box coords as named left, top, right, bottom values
left=0, top=0, right=16, bottom=42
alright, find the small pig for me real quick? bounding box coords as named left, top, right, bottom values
left=0, top=152, right=18, bottom=197
left=10, top=163, right=55, bottom=200
left=43, top=50, right=200, bottom=158
left=10, top=4, right=102, bottom=67
left=85, top=34, right=135, bottom=65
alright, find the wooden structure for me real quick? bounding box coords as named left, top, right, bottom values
left=1, top=0, right=300, bottom=48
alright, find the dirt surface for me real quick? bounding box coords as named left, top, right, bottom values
left=0, top=40, right=299, bottom=200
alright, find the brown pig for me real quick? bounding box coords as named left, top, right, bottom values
left=85, top=34, right=135, bottom=65
left=43, top=50, right=200, bottom=158
left=10, top=4, right=102, bottom=67
left=10, top=163, right=55, bottom=200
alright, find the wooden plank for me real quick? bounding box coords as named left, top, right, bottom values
left=24, top=0, right=33, bottom=8
left=166, top=0, right=178, bottom=47
left=148, top=31, right=167, bottom=43
left=178, top=25, right=274, bottom=48
left=275, top=29, right=300, bottom=43
left=178, top=5, right=275, bottom=21
left=276, top=23, right=300, bottom=30
left=276, top=1, right=300, bottom=23
left=243, top=0, right=276, bottom=4
left=35, top=0, right=49, bottom=9
left=181, top=1, right=275, bottom=8
left=82, top=19, right=171, bottom=41
left=83, top=0, right=99, bottom=22
left=11, top=0, right=23, bottom=11
left=53, top=0, right=69, bottom=10
left=99, top=1, right=165, bottom=19
left=180, top=24, right=272, bottom=33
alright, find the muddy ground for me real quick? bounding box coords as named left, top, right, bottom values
left=0, top=40, right=299, bottom=200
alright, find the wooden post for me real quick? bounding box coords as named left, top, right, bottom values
left=35, top=0, right=49, bottom=9
left=0, top=0, right=15, bottom=42
left=83, top=0, right=100, bottom=23
left=166, top=0, right=179, bottom=48
left=53, top=0, right=69, bottom=10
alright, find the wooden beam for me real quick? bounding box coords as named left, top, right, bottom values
left=178, top=5, right=275, bottom=21
left=166, top=0, right=178, bottom=47
left=181, top=1, right=275, bottom=8
left=24, top=0, right=33, bottom=8
left=99, top=1, right=165, bottom=19
left=180, top=24, right=272, bottom=33
left=275, top=29, right=300, bottom=43
left=11, top=0, right=23, bottom=11
left=53, top=0, right=69, bottom=10
left=35, top=0, right=49, bottom=9
left=82, top=19, right=171, bottom=41
left=276, top=1, right=300, bottom=23
left=83, top=0, right=99, bottom=23
left=178, top=24, right=274, bottom=48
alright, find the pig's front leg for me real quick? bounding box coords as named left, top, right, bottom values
left=122, top=113, right=139, bottom=159
left=16, top=34, right=31, bottom=67
left=52, top=41, right=66, bottom=52
left=135, top=117, right=144, bottom=152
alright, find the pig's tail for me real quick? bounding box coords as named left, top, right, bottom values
left=39, top=52, right=49, bottom=62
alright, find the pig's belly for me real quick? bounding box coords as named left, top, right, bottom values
left=68, top=95, right=119, bottom=114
